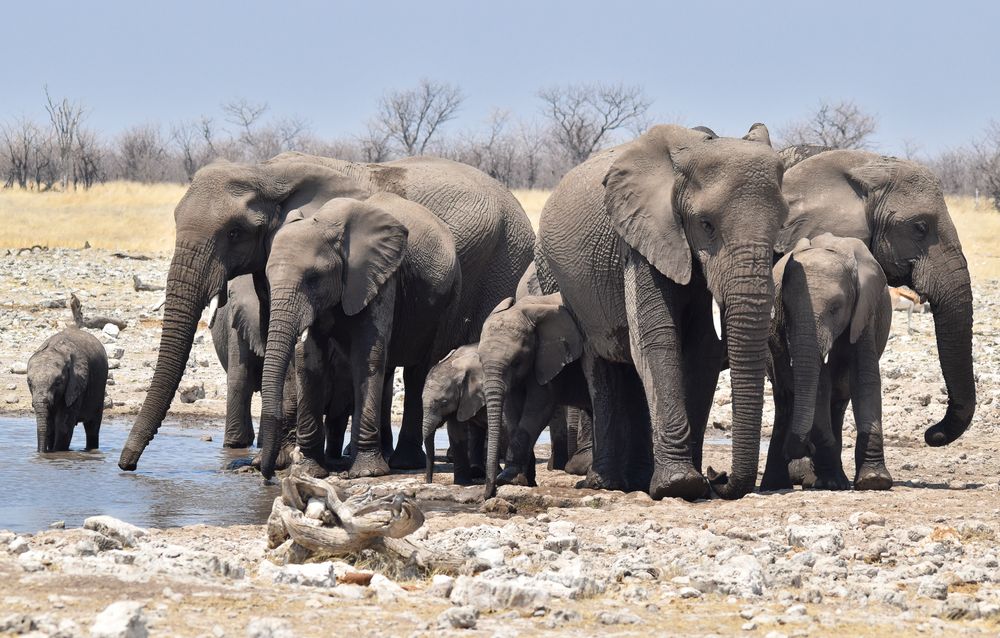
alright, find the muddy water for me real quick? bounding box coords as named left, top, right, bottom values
left=0, top=417, right=279, bottom=533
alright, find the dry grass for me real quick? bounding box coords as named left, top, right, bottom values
left=2, top=185, right=997, bottom=282
left=0, top=181, right=185, bottom=252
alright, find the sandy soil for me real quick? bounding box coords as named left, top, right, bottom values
left=2, top=248, right=1000, bottom=637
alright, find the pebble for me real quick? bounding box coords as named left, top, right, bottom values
left=178, top=381, right=205, bottom=403
left=679, top=587, right=702, bottom=599
left=3, top=395, right=17, bottom=404
left=10, top=362, right=27, bottom=374
left=83, top=516, right=147, bottom=548
left=438, top=606, right=478, bottom=629
left=102, top=323, right=120, bottom=338
left=90, top=601, right=147, bottom=638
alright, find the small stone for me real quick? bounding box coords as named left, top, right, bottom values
left=544, top=535, right=579, bottom=553
left=5, top=383, right=15, bottom=390
left=303, top=498, right=326, bottom=520
left=3, top=395, right=18, bottom=405
left=8, top=537, right=29, bottom=554
left=103, top=324, right=120, bottom=338
left=739, top=608, right=756, bottom=620
left=428, top=574, right=455, bottom=598
left=83, top=516, right=147, bottom=548
left=10, top=362, right=27, bottom=374
left=481, top=497, right=516, bottom=514
left=200, top=434, right=213, bottom=442
left=49, top=521, right=65, bottom=529
left=109, top=359, right=120, bottom=370
left=369, top=574, right=407, bottom=603
left=787, top=525, right=844, bottom=554
left=438, top=606, right=478, bottom=629
left=785, top=604, right=807, bottom=616
left=849, top=511, right=886, bottom=527
left=917, top=578, right=949, bottom=600
left=90, top=601, right=147, bottom=638
left=679, top=587, right=702, bottom=599
left=107, top=346, right=125, bottom=360
left=258, top=561, right=336, bottom=587
left=743, top=621, right=758, bottom=631
left=246, top=618, right=293, bottom=638
left=178, top=381, right=205, bottom=403
left=598, top=611, right=641, bottom=625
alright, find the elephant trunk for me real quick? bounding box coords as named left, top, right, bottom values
left=422, top=412, right=441, bottom=483
left=119, top=243, right=225, bottom=470
left=785, top=328, right=822, bottom=458
left=259, top=295, right=306, bottom=479
left=914, top=247, right=976, bottom=446
left=714, top=248, right=773, bottom=499
left=33, top=401, right=51, bottom=453
left=483, top=369, right=507, bottom=500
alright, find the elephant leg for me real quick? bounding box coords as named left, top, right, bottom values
left=347, top=287, right=395, bottom=479
left=682, top=290, right=724, bottom=474
left=623, top=256, right=705, bottom=500
left=850, top=333, right=893, bottom=490
left=564, top=409, right=593, bottom=476
left=52, top=408, right=75, bottom=451
left=548, top=405, right=569, bottom=471
left=83, top=412, right=101, bottom=451
left=499, top=383, right=554, bottom=487
left=807, top=366, right=850, bottom=490
left=565, top=407, right=579, bottom=461
left=292, top=341, right=328, bottom=477
left=578, top=354, right=629, bottom=492
left=760, top=388, right=794, bottom=492
left=467, top=420, right=487, bottom=479
left=446, top=419, right=473, bottom=485
left=389, top=366, right=428, bottom=470
left=223, top=329, right=255, bottom=448
left=269, top=364, right=301, bottom=472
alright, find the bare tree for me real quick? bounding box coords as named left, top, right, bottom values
left=1, top=117, right=41, bottom=188
left=171, top=117, right=218, bottom=180
left=927, top=147, right=978, bottom=197
left=44, top=86, right=86, bottom=189
left=116, top=124, right=167, bottom=182
left=517, top=119, right=548, bottom=189
left=537, top=83, right=651, bottom=165
left=359, top=121, right=393, bottom=162
left=972, top=121, right=1000, bottom=210
left=74, top=128, right=105, bottom=188
left=374, top=79, right=464, bottom=156
left=779, top=99, right=878, bottom=150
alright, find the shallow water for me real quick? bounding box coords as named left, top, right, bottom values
left=0, top=417, right=548, bottom=534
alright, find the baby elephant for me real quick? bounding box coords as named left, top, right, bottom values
left=422, top=344, right=488, bottom=485
left=27, top=328, right=109, bottom=452
left=763, top=234, right=892, bottom=492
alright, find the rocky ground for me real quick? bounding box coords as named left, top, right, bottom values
left=2, top=247, right=1000, bottom=637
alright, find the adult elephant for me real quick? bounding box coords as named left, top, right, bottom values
left=778, top=151, right=975, bottom=447
left=119, top=152, right=534, bottom=472
left=537, top=123, right=787, bottom=500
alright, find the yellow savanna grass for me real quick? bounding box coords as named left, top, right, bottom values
left=2, top=184, right=998, bottom=281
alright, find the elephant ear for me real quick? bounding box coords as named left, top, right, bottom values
left=258, top=161, right=369, bottom=217
left=457, top=355, right=485, bottom=422
left=845, top=238, right=888, bottom=344
left=336, top=201, right=409, bottom=316
left=776, top=150, right=877, bottom=254
left=65, top=354, right=89, bottom=407
left=603, top=125, right=711, bottom=285
left=523, top=298, right=584, bottom=385
left=743, top=123, right=772, bottom=147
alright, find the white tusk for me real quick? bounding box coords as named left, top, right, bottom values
left=300, top=328, right=309, bottom=343
left=823, top=352, right=829, bottom=365
left=207, top=294, right=219, bottom=328
left=711, top=300, right=723, bottom=340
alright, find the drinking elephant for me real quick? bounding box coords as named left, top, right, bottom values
left=119, top=152, right=533, bottom=474
left=778, top=150, right=975, bottom=448
left=258, top=194, right=461, bottom=479
left=27, top=328, right=109, bottom=452
left=762, top=234, right=893, bottom=492
left=537, top=123, right=787, bottom=500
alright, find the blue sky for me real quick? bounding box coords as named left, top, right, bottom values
left=4, top=1, right=998, bottom=155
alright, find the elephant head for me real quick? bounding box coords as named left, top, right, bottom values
left=773, top=234, right=887, bottom=459
left=27, top=344, right=87, bottom=452
left=119, top=159, right=368, bottom=470
left=479, top=293, right=583, bottom=499
left=421, top=344, right=485, bottom=483
left=258, top=198, right=408, bottom=478
left=779, top=151, right=975, bottom=447
left=603, top=123, right=787, bottom=499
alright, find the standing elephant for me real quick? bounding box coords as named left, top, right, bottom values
left=778, top=151, right=975, bottom=447
left=537, top=123, right=787, bottom=500
left=119, top=152, right=533, bottom=474
left=210, top=274, right=263, bottom=448
left=479, top=293, right=588, bottom=497
left=762, top=234, right=892, bottom=492
left=27, top=328, right=109, bottom=452
left=258, top=194, right=460, bottom=479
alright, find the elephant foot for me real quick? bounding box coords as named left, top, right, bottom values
left=453, top=471, right=475, bottom=486
left=759, top=471, right=793, bottom=493
left=118, top=447, right=143, bottom=471
left=497, top=466, right=536, bottom=487
left=388, top=441, right=427, bottom=470
left=445, top=446, right=454, bottom=463
left=855, top=464, right=893, bottom=491
left=348, top=448, right=390, bottom=479
left=222, top=439, right=253, bottom=449
left=292, top=457, right=329, bottom=479
left=576, top=468, right=627, bottom=492
left=563, top=448, right=593, bottom=476
left=809, top=468, right=852, bottom=491
left=326, top=455, right=352, bottom=472
left=924, top=416, right=969, bottom=447
left=649, top=463, right=709, bottom=501
left=469, top=464, right=486, bottom=480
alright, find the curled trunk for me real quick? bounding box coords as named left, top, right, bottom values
left=916, top=248, right=976, bottom=446
left=119, top=244, right=223, bottom=470
left=259, top=302, right=304, bottom=479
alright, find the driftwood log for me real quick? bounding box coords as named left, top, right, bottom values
left=70, top=294, right=127, bottom=330
left=267, top=474, right=462, bottom=572
left=132, top=275, right=165, bottom=292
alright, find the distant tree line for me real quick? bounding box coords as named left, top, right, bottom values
left=3, top=85, right=1000, bottom=209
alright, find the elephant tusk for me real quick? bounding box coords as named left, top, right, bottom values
left=207, top=295, right=220, bottom=329
left=823, top=351, right=829, bottom=365
left=300, top=328, right=309, bottom=343
left=712, top=300, right=723, bottom=340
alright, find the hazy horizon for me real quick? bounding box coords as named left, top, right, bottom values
left=5, top=1, right=999, bottom=156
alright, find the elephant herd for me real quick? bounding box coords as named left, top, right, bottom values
left=25, top=121, right=974, bottom=504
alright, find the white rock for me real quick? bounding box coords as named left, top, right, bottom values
left=544, top=535, right=579, bottom=553
left=10, top=362, right=27, bottom=374
left=8, top=537, right=29, bottom=554
left=547, top=521, right=576, bottom=537
left=428, top=574, right=455, bottom=598
left=303, top=498, right=326, bottom=520
left=787, top=525, right=844, bottom=554
left=246, top=618, right=293, bottom=638
left=106, top=346, right=125, bottom=360
left=369, top=574, right=407, bottom=603
left=849, top=511, right=886, bottom=527
left=90, top=601, right=147, bottom=638
left=258, top=561, right=336, bottom=587
left=83, top=516, right=147, bottom=548
left=450, top=575, right=553, bottom=611
left=178, top=381, right=205, bottom=403
left=438, top=605, right=478, bottom=629
left=679, top=587, right=702, bottom=599
left=103, top=324, right=120, bottom=338
left=4, top=395, right=18, bottom=404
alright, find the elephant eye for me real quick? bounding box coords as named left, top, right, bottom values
left=699, top=219, right=715, bottom=236
left=227, top=227, right=242, bottom=241
left=914, top=220, right=929, bottom=237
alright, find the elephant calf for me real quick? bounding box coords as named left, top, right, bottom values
left=763, top=234, right=893, bottom=492
left=27, top=328, right=109, bottom=452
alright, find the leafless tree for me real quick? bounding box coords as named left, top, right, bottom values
left=1, top=117, right=42, bottom=188
left=517, top=120, right=548, bottom=189
left=900, top=138, right=923, bottom=161
left=171, top=117, right=218, bottom=180
left=374, top=79, right=464, bottom=156
left=74, top=128, right=105, bottom=188
left=779, top=99, right=878, bottom=150
left=927, top=147, right=977, bottom=197
left=359, top=121, right=393, bottom=162
left=537, top=83, right=651, bottom=165
left=115, top=124, right=168, bottom=182
left=44, top=86, right=86, bottom=189
left=972, top=121, right=1000, bottom=210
